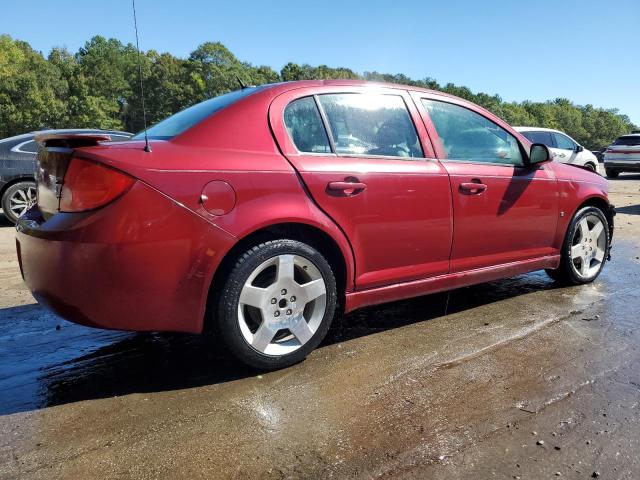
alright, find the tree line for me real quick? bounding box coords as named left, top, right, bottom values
left=1, top=34, right=636, bottom=150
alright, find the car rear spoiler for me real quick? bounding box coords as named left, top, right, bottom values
left=35, top=132, right=112, bottom=149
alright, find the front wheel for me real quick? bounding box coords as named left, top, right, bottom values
left=216, top=239, right=337, bottom=370
left=584, top=162, right=597, bottom=173
left=1, top=181, right=37, bottom=224
left=545, top=206, right=609, bottom=285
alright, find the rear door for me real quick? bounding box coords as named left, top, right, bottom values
left=270, top=87, right=452, bottom=290
left=413, top=93, right=558, bottom=272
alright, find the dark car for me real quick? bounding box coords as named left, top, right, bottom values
left=1, top=129, right=131, bottom=223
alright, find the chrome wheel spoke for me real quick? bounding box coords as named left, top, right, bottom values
left=591, top=221, right=604, bottom=240
left=571, top=244, right=583, bottom=259
left=594, top=247, right=605, bottom=262
left=239, top=285, right=268, bottom=309
left=578, top=218, right=589, bottom=239
left=289, top=316, right=313, bottom=344
left=252, top=323, right=277, bottom=353
left=299, top=278, right=326, bottom=304
left=16, top=189, right=27, bottom=202
left=580, top=257, right=590, bottom=276
left=276, top=254, right=295, bottom=282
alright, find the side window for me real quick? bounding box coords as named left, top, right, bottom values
left=553, top=133, right=575, bottom=150
left=284, top=97, right=332, bottom=154
left=522, top=130, right=554, bottom=147
left=12, top=140, right=38, bottom=154
left=422, top=99, right=524, bottom=166
left=317, top=93, right=423, bottom=158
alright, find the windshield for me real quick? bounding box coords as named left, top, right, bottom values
left=613, top=135, right=640, bottom=146
left=133, top=87, right=262, bottom=140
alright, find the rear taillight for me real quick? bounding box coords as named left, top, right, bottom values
left=60, top=158, right=134, bottom=212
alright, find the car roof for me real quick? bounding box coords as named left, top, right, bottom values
left=260, top=79, right=461, bottom=100
left=514, top=126, right=564, bottom=134
left=618, top=133, right=640, bottom=138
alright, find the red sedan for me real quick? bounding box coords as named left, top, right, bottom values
left=15, top=81, right=614, bottom=369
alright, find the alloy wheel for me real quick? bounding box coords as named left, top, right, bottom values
left=570, top=214, right=606, bottom=279
left=237, top=254, right=327, bottom=356
left=9, top=185, right=36, bottom=219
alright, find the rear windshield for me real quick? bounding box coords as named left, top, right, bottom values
left=133, top=87, right=262, bottom=140
left=613, top=135, right=640, bottom=146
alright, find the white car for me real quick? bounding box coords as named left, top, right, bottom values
left=603, top=133, right=640, bottom=178
left=515, top=127, right=599, bottom=173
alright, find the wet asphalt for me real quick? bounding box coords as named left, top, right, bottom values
left=0, top=174, right=639, bottom=479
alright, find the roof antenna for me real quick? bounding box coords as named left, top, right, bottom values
left=132, top=0, right=151, bottom=152
left=235, top=75, right=247, bottom=89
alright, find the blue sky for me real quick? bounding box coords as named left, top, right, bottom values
left=2, top=0, right=639, bottom=124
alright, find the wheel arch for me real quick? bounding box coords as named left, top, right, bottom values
left=573, top=195, right=615, bottom=239
left=203, top=221, right=351, bottom=333
left=584, top=161, right=597, bottom=171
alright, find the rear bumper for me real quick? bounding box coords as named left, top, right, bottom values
left=15, top=181, right=235, bottom=333
left=604, top=160, right=640, bottom=171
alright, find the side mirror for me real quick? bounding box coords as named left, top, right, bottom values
left=575, top=145, right=584, bottom=152
left=529, top=143, right=551, bottom=165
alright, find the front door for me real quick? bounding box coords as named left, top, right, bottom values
left=270, top=88, right=453, bottom=290
left=416, top=95, right=559, bottom=273
left=551, top=131, right=580, bottom=165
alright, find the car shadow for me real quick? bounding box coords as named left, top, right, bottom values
left=615, top=204, right=640, bottom=216
left=607, top=173, right=640, bottom=181
left=0, top=271, right=561, bottom=416
left=0, top=214, right=12, bottom=227
left=497, top=168, right=534, bottom=216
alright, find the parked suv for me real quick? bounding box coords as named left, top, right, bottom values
left=514, top=127, right=598, bottom=172
left=0, top=129, right=131, bottom=223
left=16, top=81, right=614, bottom=370
left=603, top=134, right=640, bottom=178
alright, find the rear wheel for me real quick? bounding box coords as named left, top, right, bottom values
left=545, top=206, right=609, bottom=285
left=216, top=239, right=337, bottom=370
left=584, top=162, right=597, bottom=173
left=1, top=181, right=36, bottom=224
left=605, top=168, right=619, bottom=178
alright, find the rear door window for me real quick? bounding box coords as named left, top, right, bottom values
left=422, top=99, right=523, bottom=166
left=613, top=136, right=640, bottom=146
left=317, top=93, right=423, bottom=158
left=521, top=130, right=554, bottom=147
left=284, top=97, right=332, bottom=153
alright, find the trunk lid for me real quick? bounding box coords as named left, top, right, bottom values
left=35, top=133, right=111, bottom=218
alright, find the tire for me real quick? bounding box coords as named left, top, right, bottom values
left=605, top=169, right=619, bottom=178
left=1, top=181, right=36, bottom=224
left=216, top=239, right=337, bottom=370
left=584, top=162, right=597, bottom=173
left=545, top=206, right=609, bottom=285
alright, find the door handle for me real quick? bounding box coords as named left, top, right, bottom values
left=327, top=180, right=367, bottom=195
left=459, top=182, right=487, bottom=195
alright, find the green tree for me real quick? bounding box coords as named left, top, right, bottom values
left=0, top=35, right=67, bottom=137
left=0, top=34, right=636, bottom=148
